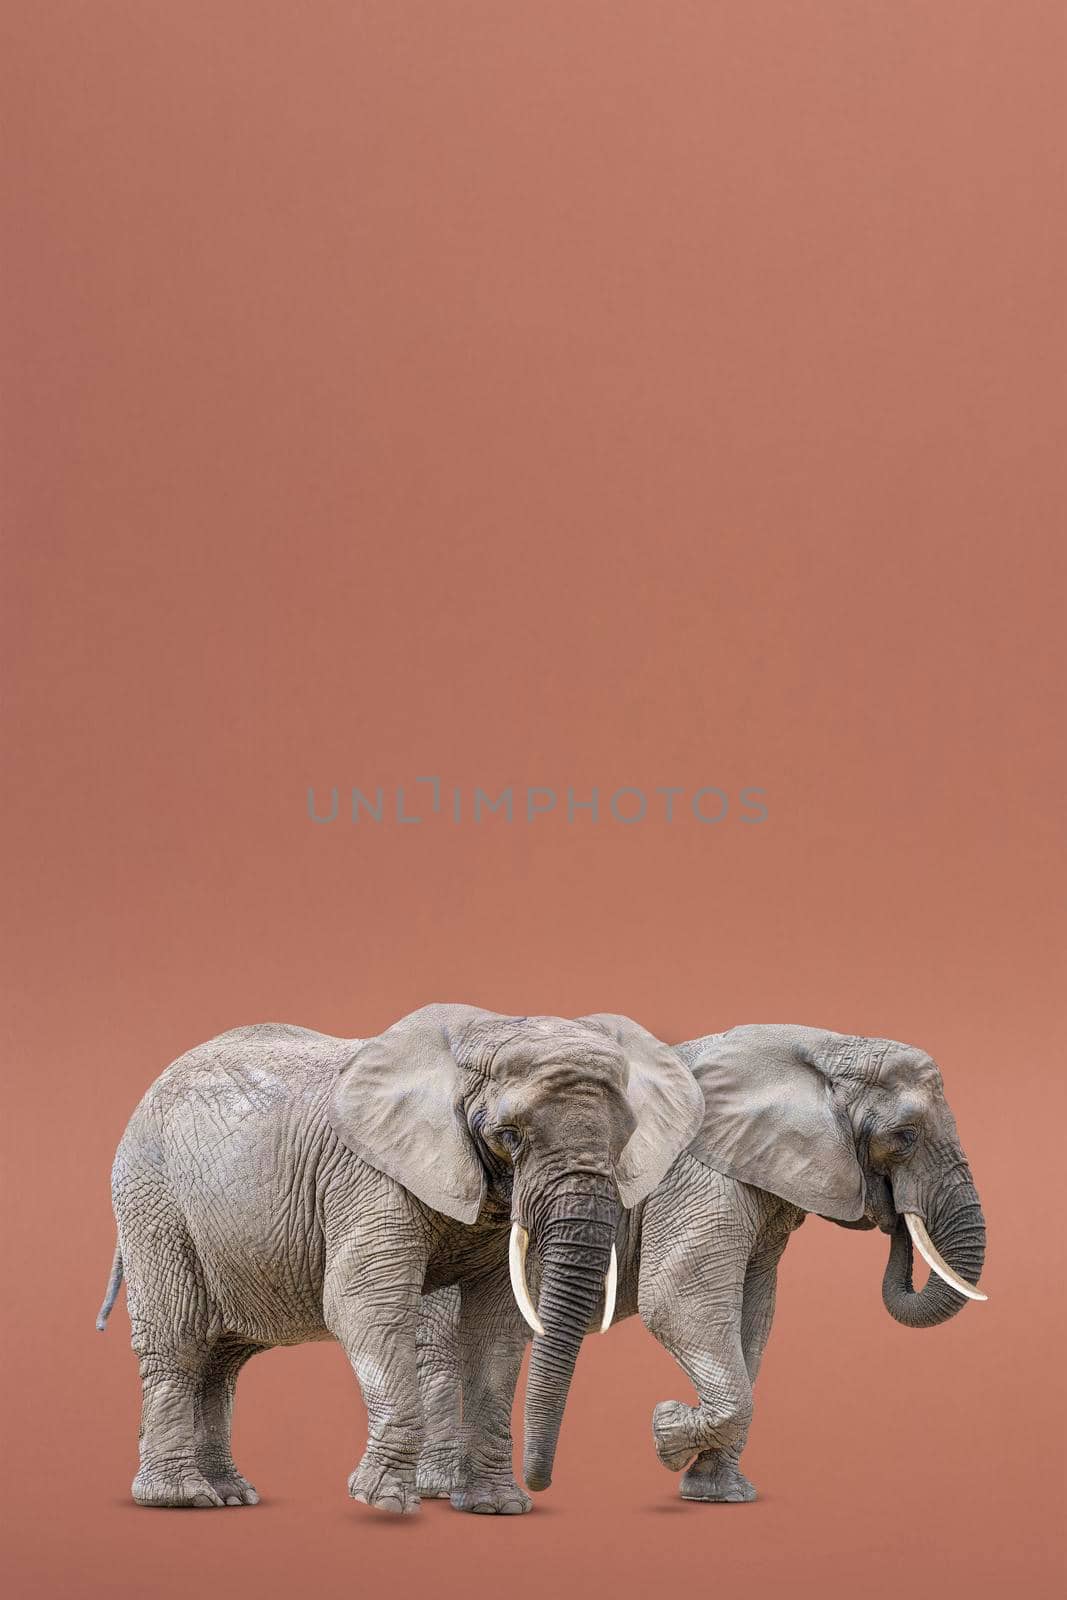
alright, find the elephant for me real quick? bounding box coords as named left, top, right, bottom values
left=97, top=1004, right=703, bottom=1512
left=414, top=1022, right=987, bottom=1504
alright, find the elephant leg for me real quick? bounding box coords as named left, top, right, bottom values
left=648, top=1325, right=754, bottom=1489
left=123, top=1206, right=225, bottom=1508
left=679, top=1239, right=786, bottom=1504
left=133, top=1345, right=230, bottom=1507
left=450, top=1273, right=531, bottom=1515
left=739, top=1237, right=787, bottom=1384
left=194, top=1339, right=261, bottom=1506
left=639, top=1167, right=755, bottom=1496
left=324, top=1241, right=428, bottom=1515
left=415, top=1286, right=463, bottom=1498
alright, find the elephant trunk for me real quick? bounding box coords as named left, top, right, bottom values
left=882, top=1163, right=986, bottom=1328
left=521, top=1184, right=619, bottom=1492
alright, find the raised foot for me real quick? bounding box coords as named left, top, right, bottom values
left=415, top=1444, right=459, bottom=1499
left=450, top=1475, right=532, bottom=1515
left=133, top=1466, right=227, bottom=1509
left=348, top=1454, right=420, bottom=1515
left=680, top=1453, right=757, bottom=1504
left=652, top=1399, right=703, bottom=1472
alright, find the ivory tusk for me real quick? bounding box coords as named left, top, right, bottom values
left=903, top=1212, right=987, bottom=1302
left=599, top=1244, right=618, bottom=1333
left=509, top=1222, right=545, bottom=1336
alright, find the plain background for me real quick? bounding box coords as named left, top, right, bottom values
left=2, top=4, right=1064, bottom=1598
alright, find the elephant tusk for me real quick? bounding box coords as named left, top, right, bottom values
left=509, top=1223, right=545, bottom=1336
left=903, top=1213, right=987, bottom=1302
left=599, top=1243, right=618, bottom=1333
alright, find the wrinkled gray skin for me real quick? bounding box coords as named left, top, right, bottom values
left=99, top=1005, right=701, bottom=1512
left=415, top=1025, right=986, bottom=1503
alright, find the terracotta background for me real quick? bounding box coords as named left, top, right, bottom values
left=3, top=4, right=1064, bottom=1598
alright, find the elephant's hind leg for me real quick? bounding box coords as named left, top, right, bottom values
left=194, top=1340, right=262, bottom=1505
left=122, top=1199, right=225, bottom=1508
left=133, top=1345, right=226, bottom=1508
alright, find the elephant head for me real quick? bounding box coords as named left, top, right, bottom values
left=329, top=1004, right=704, bottom=1490
left=679, top=1025, right=987, bottom=1328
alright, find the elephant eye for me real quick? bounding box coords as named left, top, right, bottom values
left=496, top=1127, right=522, bottom=1154
left=870, top=1125, right=918, bottom=1167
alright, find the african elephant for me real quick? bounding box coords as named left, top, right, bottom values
left=97, top=1005, right=702, bottom=1512
left=415, top=1023, right=986, bottom=1503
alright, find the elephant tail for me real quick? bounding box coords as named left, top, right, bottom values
left=96, top=1243, right=124, bottom=1331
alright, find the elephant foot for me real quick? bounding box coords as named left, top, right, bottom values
left=348, top=1453, right=421, bottom=1515
left=652, top=1399, right=703, bottom=1472
left=205, top=1469, right=260, bottom=1506
left=680, top=1453, right=757, bottom=1504
left=450, top=1474, right=532, bottom=1515
left=415, top=1443, right=459, bottom=1499
left=133, top=1465, right=227, bottom=1509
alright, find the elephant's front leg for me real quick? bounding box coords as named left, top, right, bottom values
left=324, top=1240, right=428, bottom=1515
left=679, top=1239, right=787, bottom=1504
left=639, top=1170, right=755, bottom=1498
left=646, top=1317, right=754, bottom=1495
left=450, top=1273, right=531, bottom=1514
left=415, top=1286, right=463, bottom=1498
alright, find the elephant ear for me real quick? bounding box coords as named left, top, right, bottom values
left=679, top=1024, right=864, bottom=1220
left=580, top=1014, right=705, bottom=1207
left=328, top=1004, right=487, bottom=1223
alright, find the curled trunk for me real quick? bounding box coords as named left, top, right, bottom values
left=882, top=1173, right=986, bottom=1328
left=521, top=1187, right=618, bottom=1491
